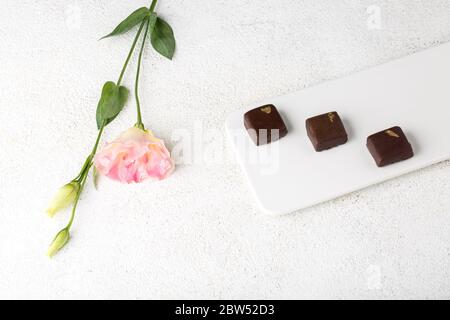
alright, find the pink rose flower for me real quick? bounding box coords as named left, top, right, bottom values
left=94, top=127, right=174, bottom=183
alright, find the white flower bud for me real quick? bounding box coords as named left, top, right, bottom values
left=47, top=228, right=70, bottom=257
left=46, top=181, right=79, bottom=217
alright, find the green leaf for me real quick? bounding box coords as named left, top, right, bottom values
left=151, top=17, right=176, bottom=60
left=100, top=7, right=150, bottom=40
left=96, top=81, right=129, bottom=129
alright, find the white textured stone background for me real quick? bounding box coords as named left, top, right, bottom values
left=0, top=0, right=449, bottom=299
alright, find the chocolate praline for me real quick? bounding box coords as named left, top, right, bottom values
left=305, top=111, right=348, bottom=152
left=366, top=126, right=414, bottom=167
left=244, top=104, right=288, bottom=146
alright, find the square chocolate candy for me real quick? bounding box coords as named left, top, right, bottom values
left=366, top=126, right=414, bottom=167
left=305, top=111, right=348, bottom=151
left=244, top=105, right=288, bottom=146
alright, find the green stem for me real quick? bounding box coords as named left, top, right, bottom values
left=75, top=155, right=92, bottom=181
left=91, top=122, right=105, bottom=155
left=117, top=20, right=147, bottom=86
left=74, top=123, right=105, bottom=181
left=134, top=0, right=157, bottom=128
left=67, top=123, right=105, bottom=230
left=150, top=0, right=158, bottom=12
left=135, top=19, right=150, bottom=129
left=66, top=168, right=89, bottom=230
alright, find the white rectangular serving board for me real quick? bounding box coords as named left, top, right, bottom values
left=226, top=42, right=450, bottom=215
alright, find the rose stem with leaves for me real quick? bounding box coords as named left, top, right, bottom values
left=48, top=2, right=158, bottom=257
left=48, top=0, right=175, bottom=256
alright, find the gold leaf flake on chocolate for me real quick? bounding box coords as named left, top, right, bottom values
left=328, top=113, right=335, bottom=123
left=261, top=106, right=272, bottom=114
left=385, top=130, right=400, bottom=138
